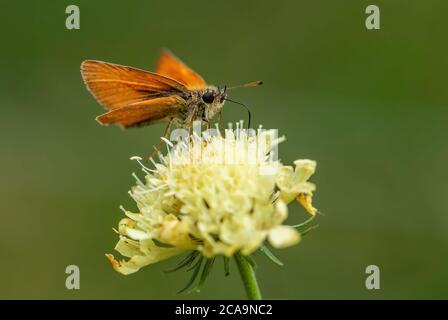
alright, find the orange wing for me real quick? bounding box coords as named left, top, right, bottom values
left=81, top=60, right=187, bottom=111
left=156, top=50, right=207, bottom=90
left=81, top=60, right=189, bottom=127
left=96, top=96, right=184, bottom=128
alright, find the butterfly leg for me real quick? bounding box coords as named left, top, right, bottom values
left=186, top=105, right=200, bottom=128
left=162, top=118, right=173, bottom=138
left=148, top=119, right=173, bottom=159
left=204, top=118, right=210, bottom=130
left=201, top=107, right=211, bottom=130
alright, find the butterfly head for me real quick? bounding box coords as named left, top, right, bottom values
left=199, top=81, right=261, bottom=128
left=201, top=87, right=227, bottom=106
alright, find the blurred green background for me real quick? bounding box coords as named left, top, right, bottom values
left=1, top=0, right=447, bottom=299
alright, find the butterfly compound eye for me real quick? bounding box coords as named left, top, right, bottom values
left=202, top=91, right=215, bottom=104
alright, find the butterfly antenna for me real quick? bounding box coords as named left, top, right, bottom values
left=224, top=98, right=251, bottom=129
left=226, top=80, right=263, bottom=90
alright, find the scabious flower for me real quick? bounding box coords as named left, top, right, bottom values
left=106, top=123, right=318, bottom=277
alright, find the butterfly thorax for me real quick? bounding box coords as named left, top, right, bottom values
left=177, top=86, right=226, bottom=127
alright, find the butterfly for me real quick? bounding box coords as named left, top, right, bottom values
left=80, top=49, right=261, bottom=135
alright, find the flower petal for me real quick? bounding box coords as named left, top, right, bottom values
left=106, top=238, right=186, bottom=275
left=268, top=226, right=301, bottom=248
left=297, top=193, right=318, bottom=216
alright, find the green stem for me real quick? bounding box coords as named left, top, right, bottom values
left=234, top=252, right=262, bottom=300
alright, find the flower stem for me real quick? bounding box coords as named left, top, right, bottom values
left=234, top=252, right=262, bottom=300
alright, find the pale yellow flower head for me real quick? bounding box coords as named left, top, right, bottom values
left=107, top=124, right=318, bottom=275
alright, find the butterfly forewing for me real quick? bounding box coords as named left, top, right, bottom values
left=156, top=50, right=207, bottom=90
left=81, top=60, right=187, bottom=110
